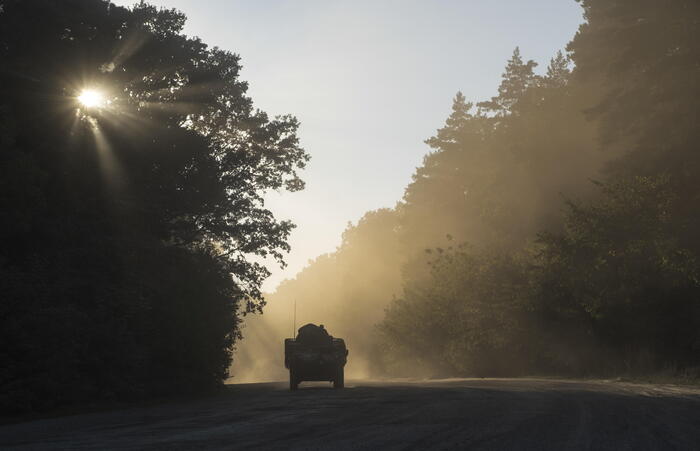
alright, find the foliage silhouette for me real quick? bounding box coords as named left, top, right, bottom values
left=376, top=0, right=700, bottom=376
left=0, top=0, right=307, bottom=413
left=258, top=0, right=700, bottom=379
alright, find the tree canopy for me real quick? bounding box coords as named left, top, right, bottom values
left=255, top=0, right=700, bottom=380
left=0, top=0, right=307, bottom=412
left=377, top=0, right=700, bottom=376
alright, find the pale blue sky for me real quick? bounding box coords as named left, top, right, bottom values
left=114, top=0, right=585, bottom=290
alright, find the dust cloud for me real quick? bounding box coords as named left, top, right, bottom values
left=230, top=209, right=402, bottom=382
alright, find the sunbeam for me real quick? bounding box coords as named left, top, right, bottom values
left=86, top=117, right=125, bottom=194
left=78, top=89, right=106, bottom=108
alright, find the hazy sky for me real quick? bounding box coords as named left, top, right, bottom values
left=113, top=0, right=584, bottom=291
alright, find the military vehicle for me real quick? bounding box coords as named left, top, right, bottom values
left=284, top=323, right=348, bottom=390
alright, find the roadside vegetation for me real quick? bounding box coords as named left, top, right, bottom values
left=0, top=0, right=307, bottom=413
left=269, top=0, right=700, bottom=379
left=2, top=0, right=698, bottom=415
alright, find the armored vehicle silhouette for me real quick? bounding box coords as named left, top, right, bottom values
left=284, top=323, right=348, bottom=390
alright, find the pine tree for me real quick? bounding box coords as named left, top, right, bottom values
left=425, top=91, right=473, bottom=149
left=544, top=50, right=571, bottom=88
left=478, top=47, right=538, bottom=115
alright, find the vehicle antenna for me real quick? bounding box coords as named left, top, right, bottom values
left=293, top=299, right=297, bottom=339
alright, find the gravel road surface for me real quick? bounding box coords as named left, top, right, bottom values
left=2, top=378, right=699, bottom=450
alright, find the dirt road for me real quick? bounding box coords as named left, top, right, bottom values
left=2, top=378, right=699, bottom=450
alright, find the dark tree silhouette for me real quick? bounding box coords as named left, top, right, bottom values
left=376, top=0, right=700, bottom=377
left=267, top=0, right=700, bottom=379
left=0, top=0, right=307, bottom=412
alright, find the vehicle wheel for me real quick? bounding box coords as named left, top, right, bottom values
left=333, top=367, right=344, bottom=389
left=289, top=369, right=298, bottom=391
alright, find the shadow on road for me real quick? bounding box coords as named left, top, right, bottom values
left=2, top=378, right=699, bottom=450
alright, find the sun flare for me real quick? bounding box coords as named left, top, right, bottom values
left=77, top=89, right=105, bottom=108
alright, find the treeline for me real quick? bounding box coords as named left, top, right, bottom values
left=266, top=0, right=700, bottom=378
left=0, top=0, right=307, bottom=413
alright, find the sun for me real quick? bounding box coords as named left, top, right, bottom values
left=77, top=89, right=105, bottom=108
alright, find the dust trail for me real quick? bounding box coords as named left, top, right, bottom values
left=230, top=210, right=403, bottom=382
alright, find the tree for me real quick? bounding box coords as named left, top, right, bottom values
left=478, top=47, right=539, bottom=116
left=568, top=0, right=700, bottom=179
left=534, top=176, right=700, bottom=371
left=568, top=0, right=700, bottom=268
left=544, top=51, right=571, bottom=88
left=378, top=245, right=533, bottom=377
left=0, top=0, right=307, bottom=412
